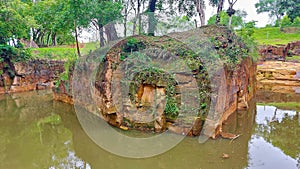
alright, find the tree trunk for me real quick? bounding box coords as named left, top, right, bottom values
left=196, top=0, right=205, bottom=26
left=105, top=23, right=118, bottom=42
left=133, top=17, right=137, bottom=35
left=123, top=0, right=130, bottom=37
left=138, top=0, right=142, bottom=35
left=99, top=23, right=105, bottom=47
left=124, top=14, right=128, bottom=37
left=52, top=33, right=57, bottom=46
left=147, top=0, right=157, bottom=36
left=38, top=32, right=44, bottom=47
left=228, top=16, right=232, bottom=27
left=227, top=0, right=237, bottom=28
left=216, top=0, right=224, bottom=25
left=30, top=28, right=33, bottom=48
left=46, top=32, right=51, bottom=47
left=74, top=21, right=81, bottom=57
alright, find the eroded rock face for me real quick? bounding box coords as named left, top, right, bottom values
left=259, top=41, right=300, bottom=61
left=0, top=60, right=65, bottom=94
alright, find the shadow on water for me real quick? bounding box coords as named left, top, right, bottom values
left=0, top=90, right=299, bottom=169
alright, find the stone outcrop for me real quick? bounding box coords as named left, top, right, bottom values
left=0, top=60, right=65, bottom=94
left=53, top=26, right=256, bottom=139
left=259, top=41, right=300, bottom=61
left=257, top=61, right=300, bottom=94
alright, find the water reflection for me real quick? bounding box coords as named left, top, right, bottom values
left=248, top=105, right=300, bottom=169
left=0, top=91, right=89, bottom=169
left=0, top=91, right=299, bottom=169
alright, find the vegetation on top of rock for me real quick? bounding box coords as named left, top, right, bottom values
left=93, top=25, right=255, bottom=122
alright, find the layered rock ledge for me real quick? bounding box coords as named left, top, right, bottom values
left=257, top=61, right=300, bottom=94
left=0, top=60, right=65, bottom=94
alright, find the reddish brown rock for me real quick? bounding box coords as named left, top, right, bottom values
left=0, top=60, right=65, bottom=94
left=53, top=28, right=256, bottom=139
left=259, top=41, right=300, bottom=61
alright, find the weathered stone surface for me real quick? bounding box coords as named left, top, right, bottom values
left=259, top=41, right=300, bottom=61
left=0, top=59, right=65, bottom=94
left=257, top=61, right=300, bottom=93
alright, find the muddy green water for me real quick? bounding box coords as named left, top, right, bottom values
left=0, top=90, right=299, bottom=169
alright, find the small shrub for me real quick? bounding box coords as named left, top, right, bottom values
left=123, top=37, right=146, bottom=53
left=292, top=17, right=300, bottom=26
left=281, top=15, right=292, bottom=28
left=0, top=44, right=32, bottom=63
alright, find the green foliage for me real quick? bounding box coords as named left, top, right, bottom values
left=286, top=55, right=300, bottom=62
left=37, top=113, right=62, bottom=129
left=207, top=11, right=244, bottom=28
left=281, top=15, right=292, bottom=27
left=54, top=59, right=74, bottom=88
left=236, top=21, right=259, bottom=61
left=130, top=66, right=179, bottom=119
left=88, top=0, right=123, bottom=26
left=255, top=0, right=285, bottom=25
left=283, top=0, right=300, bottom=22
left=0, top=0, right=34, bottom=44
left=123, top=37, right=146, bottom=53
left=292, top=17, right=300, bottom=26
left=0, top=44, right=32, bottom=63
left=32, top=0, right=75, bottom=46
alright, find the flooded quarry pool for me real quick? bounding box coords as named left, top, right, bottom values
left=0, top=90, right=299, bottom=169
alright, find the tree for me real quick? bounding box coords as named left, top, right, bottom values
left=195, top=0, right=205, bottom=26
left=227, top=0, right=238, bottom=27
left=130, top=0, right=147, bottom=35
left=88, top=0, right=123, bottom=47
left=30, top=0, right=76, bottom=47
left=69, top=0, right=91, bottom=57
left=281, top=15, right=292, bottom=27
left=147, top=0, right=157, bottom=36
left=208, top=0, right=225, bottom=24
left=0, top=0, right=34, bottom=45
left=255, top=0, right=285, bottom=26
left=207, top=10, right=245, bottom=28
left=177, top=0, right=206, bottom=27
left=283, top=0, right=300, bottom=22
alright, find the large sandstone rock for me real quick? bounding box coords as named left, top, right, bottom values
left=54, top=26, right=256, bottom=138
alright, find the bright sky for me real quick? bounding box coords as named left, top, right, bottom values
left=205, top=0, right=271, bottom=27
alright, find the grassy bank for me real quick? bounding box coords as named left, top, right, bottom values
left=32, top=47, right=77, bottom=61
left=252, top=27, right=300, bottom=45
left=32, top=42, right=99, bottom=61
left=258, top=102, right=300, bottom=112
left=286, top=55, right=300, bottom=62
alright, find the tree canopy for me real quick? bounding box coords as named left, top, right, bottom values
left=255, top=0, right=300, bottom=25
left=207, top=10, right=246, bottom=28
